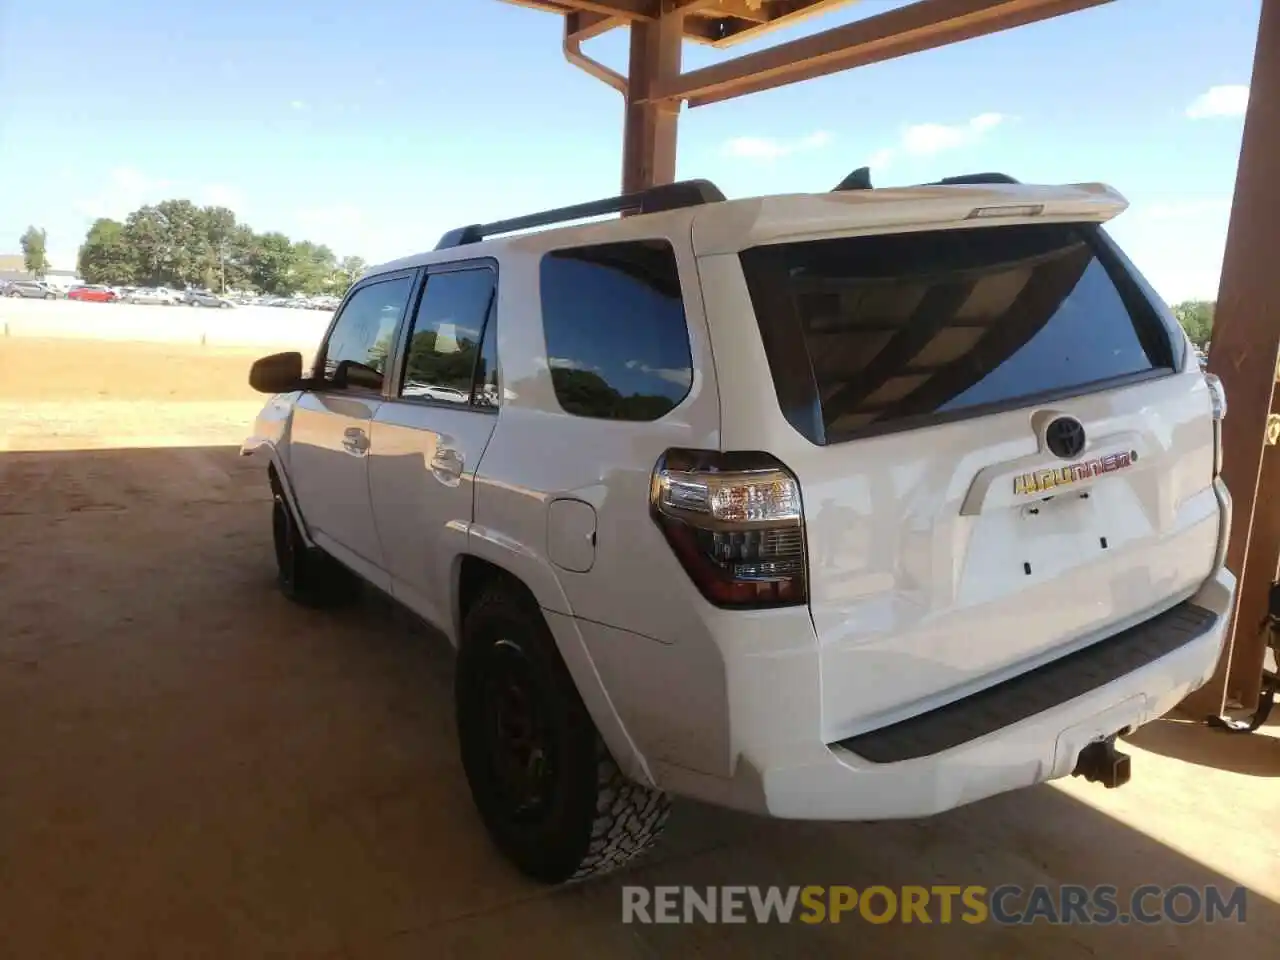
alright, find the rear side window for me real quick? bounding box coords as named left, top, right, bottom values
left=540, top=240, right=693, bottom=421
left=400, top=266, right=498, bottom=408
left=739, top=222, right=1177, bottom=444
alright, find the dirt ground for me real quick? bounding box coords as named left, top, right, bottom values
left=0, top=336, right=1277, bottom=958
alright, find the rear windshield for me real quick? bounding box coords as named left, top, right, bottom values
left=739, top=222, right=1179, bottom=444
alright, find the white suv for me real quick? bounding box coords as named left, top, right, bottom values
left=243, top=172, right=1236, bottom=884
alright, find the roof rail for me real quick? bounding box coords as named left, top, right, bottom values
left=928, top=172, right=1020, bottom=185
left=434, top=178, right=726, bottom=250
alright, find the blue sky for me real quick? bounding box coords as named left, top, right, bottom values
left=0, top=0, right=1258, bottom=302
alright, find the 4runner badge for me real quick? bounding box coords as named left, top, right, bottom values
left=1013, top=451, right=1136, bottom=496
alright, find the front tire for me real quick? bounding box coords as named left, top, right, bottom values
left=270, top=481, right=360, bottom=607
left=456, top=585, right=670, bottom=884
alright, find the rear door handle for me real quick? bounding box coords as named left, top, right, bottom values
left=342, top=427, right=370, bottom=456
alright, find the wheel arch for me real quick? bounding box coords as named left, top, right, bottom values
left=249, top=441, right=316, bottom=549
left=452, top=549, right=656, bottom=788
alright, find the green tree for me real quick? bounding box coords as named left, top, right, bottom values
left=1172, top=300, right=1215, bottom=347
left=20, top=226, right=49, bottom=278
left=199, top=206, right=238, bottom=292
left=77, top=219, right=134, bottom=284
left=76, top=195, right=367, bottom=296
left=291, top=240, right=337, bottom=295
left=122, top=205, right=173, bottom=285
left=154, top=199, right=208, bottom=287
left=331, top=255, right=366, bottom=296
left=251, top=232, right=299, bottom=295
left=222, top=223, right=260, bottom=293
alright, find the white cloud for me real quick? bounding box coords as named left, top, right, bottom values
left=1142, top=198, right=1233, bottom=221
left=625, top=359, right=691, bottom=385
left=549, top=357, right=600, bottom=372
left=295, top=203, right=362, bottom=235
left=198, top=183, right=246, bottom=211
left=290, top=99, right=309, bottom=111
left=76, top=167, right=173, bottom=221
left=1109, top=196, right=1233, bottom=303
left=75, top=169, right=250, bottom=224
left=1186, top=84, right=1248, bottom=120
left=723, top=130, right=833, bottom=162
left=901, top=112, right=1006, bottom=156
left=867, top=147, right=896, bottom=172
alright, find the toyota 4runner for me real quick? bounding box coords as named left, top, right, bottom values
left=242, top=171, right=1236, bottom=884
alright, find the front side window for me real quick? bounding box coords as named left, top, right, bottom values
left=540, top=240, right=692, bottom=422
left=400, top=267, right=498, bottom=408
left=320, top=274, right=414, bottom=392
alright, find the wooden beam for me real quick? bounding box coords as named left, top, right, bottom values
left=556, top=0, right=659, bottom=19
left=567, top=9, right=622, bottom=42
left=676, top=0, right=770, bottom=23
left=622, top=9, right=685, bottom=193
left=653, top=0, right=1111, bottom=106
left=1183, top=0, right=1278, bottom=718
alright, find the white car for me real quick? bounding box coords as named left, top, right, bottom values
left=242, top=172, right=1235, bottom=884
left=127, top=286, right=182, bottom=305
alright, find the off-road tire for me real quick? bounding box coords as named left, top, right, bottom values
left=456, top=585, right=670, bottom=884
left=269, top=475, right=360, bottom=607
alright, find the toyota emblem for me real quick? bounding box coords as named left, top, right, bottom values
left=1045, top=416, right=1087, bottom=459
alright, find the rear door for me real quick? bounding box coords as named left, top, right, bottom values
left=729, top=219, right=1218, bottom=739
left=367, top=263, right=500, bottom=631
left=288, top=271, right=416, bottom=588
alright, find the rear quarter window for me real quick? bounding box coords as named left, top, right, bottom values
left=540, top=239, right=693, bottom=422
left=739, top=221, right=1178, bottom=444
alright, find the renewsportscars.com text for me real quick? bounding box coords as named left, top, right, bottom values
left=621, top=884, right=1249, bottom=926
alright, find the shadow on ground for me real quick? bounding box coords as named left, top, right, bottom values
left=1125, top=715, right=1279, bottom=777
left=0, top=445, right=1276, bottom=958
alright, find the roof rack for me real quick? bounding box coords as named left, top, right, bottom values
left=434, top=178, right=726, bottom=250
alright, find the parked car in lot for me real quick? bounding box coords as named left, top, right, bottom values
left=243, top=172, right=1236, bottom=885
left=126, top=287, right=182, bottom=305
left=4, top=280, right=57, bottom=300
left=183, top=289, right=234, bottom=308
left=67, top=284, right=118, bottom=303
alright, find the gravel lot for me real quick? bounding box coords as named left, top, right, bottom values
left=0, top=335, right=1275, bottom=957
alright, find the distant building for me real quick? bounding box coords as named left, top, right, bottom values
left=0, top=253, right=80, bottom=288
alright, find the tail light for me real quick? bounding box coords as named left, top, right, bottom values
left=1204, top=373, right=1227, bottom=477
left=650, top=449, right=807, bottom=608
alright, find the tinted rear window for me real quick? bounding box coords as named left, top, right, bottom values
left=739, top=222, right=1177, bottom=444
left=540, top=240, right=693, bottom=422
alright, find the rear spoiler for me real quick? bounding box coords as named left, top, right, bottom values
left=692, top=180, right=1130, bottom=256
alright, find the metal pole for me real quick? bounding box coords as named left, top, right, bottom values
left=1183, top=0, right=1279, bottom=717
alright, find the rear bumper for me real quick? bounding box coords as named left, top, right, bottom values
left=697, top=565, right=1235, bottom=820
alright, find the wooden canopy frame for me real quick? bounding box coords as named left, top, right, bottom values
left=502, top=0, right=1279, bottom=722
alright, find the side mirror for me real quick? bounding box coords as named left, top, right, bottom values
left=333, top=359, right=384, bottom=392
left=249, top=351, right=304, bottom=394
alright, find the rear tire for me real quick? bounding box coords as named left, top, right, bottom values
left=44, top=293, right=55, bottom=300
left=270, top=478, right=360, bottom=607
left=456, top=585, right=670, bottom=884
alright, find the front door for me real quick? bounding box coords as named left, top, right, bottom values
left=368, top=263, right=500, bottom=630
left=289, top=271, right=417, bottom=588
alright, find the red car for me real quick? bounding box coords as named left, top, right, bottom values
left=67, top=284, right=118, bottom=303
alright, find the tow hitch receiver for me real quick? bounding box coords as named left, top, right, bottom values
left=1072, top=737, right=1131, bottom=789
